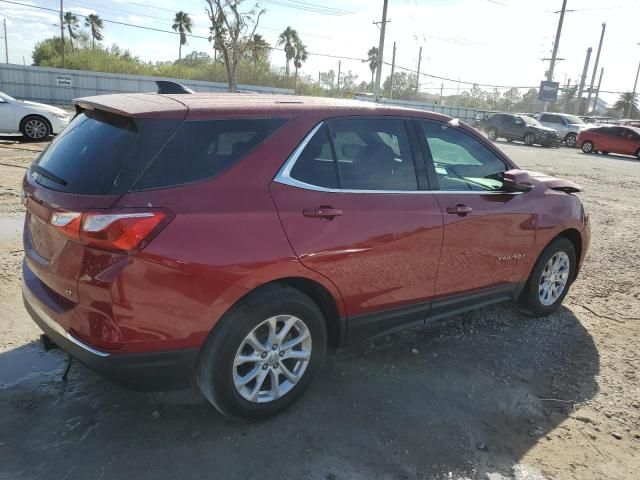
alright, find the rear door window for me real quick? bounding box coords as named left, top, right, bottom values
left=33, top=111, right=138, bottom=194
left=134, top=118, right=286, bottom=190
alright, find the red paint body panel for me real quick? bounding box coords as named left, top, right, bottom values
left=23, top=93, right=590, bottom=361
left=270, top=183, right=443, bottom=316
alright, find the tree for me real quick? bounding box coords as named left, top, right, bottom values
left=614, top=92, right=639, bottom=118
left=205, top=0, right=265, bottom=92
left=338, top=70, right=358, bottom=93
left=319, top=70, right=336, bottom=91
left=84, top=14, right=104, bottom=49
left=382, top=72, right=417, bottom=99
left=172, top=11, right=193, bottom=75
left=364, top=46, right=378, bottom=90
left=64, top=12, right=79, bottom=51
left=293, top=37, right=307, bottom=91
left=502, top=87, right=522, bottom=111
left=246, top=33, right=270, bottom=65
left=181, top=50, right=212, bottom=68
left=277, top=26, right=299, bottom=82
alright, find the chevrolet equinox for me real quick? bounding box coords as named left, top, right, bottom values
left=22, top=92, right=590, bottom=419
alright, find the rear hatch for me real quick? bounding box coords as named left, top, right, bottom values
left=23, top=104, right=185, bottom=304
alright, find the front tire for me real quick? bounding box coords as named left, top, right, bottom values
left=20, top=115, right=51, bottom=141
left=519, top=237, right=576, bottom=316
left=581, top=140, right=594, bottom=154
left=196, top=284, right=327, bottom=420
left=524, top=132, right=536, bottom=146
left=565, top=133, right=577, bottom=147
left=487, top=128, right=498, bottom=141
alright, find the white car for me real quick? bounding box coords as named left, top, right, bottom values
left=0, top=91, right=70, bottom=140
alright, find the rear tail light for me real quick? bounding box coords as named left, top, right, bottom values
left=50, top=210, right=172, bottom=253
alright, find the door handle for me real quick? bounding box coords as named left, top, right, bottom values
left=303, top=207, right=343, bottom=219
left=446, top=204, right=473, bottom=216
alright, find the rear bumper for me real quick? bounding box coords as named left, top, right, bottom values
left=23, top=282, right=198, bottom=391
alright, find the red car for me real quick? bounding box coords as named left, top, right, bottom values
left=578, top=125, right=640, bottom=159
left=22, top=92, right=590, bottom=419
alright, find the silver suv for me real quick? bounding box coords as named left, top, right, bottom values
left=536, top=113, right=588, bottom=148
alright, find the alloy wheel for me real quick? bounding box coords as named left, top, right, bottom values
left=538, top=252, right=570, bottom=306
left=524, top=133, right=535, bottom=146
left=566, top=134, right=577, bottom=147
left=24, top=119, right=48, bottom=139
left=233, top=315, right=312, bottom=403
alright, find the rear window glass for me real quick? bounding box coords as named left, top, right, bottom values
left=133, top=118, right=286, bottom=190
left=33, top=111, right=138, bottom=194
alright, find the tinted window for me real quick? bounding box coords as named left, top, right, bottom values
left=329, top=118, right=418, bottom=191
left=33, top=111, right=138, bottom=194
left=289, top=126, right=338, bottom=188
left=134, top=118, right=286, bottom=190
left=420, top=121, right=507, bottom=191
left=540, top=114, right=562, bottom=124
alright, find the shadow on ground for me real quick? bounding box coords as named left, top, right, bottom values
left=0, top=303, right=598, bottom=480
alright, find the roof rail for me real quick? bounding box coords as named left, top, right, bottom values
left=155, top=80, right=195, bottom=94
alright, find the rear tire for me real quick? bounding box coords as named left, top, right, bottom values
left=524, top=132, right=536, bottom=146
left=519, top=237, right=576, bottom=317
left=565, top=133, right=577, bottom=147
left=196, top=284, right=327, bottom=420
left=20, top=115, right=51, bottom=141
left=581, top=140, right=594, bottom=154
left=635, top=148, right=640, bottom=160
left=487, top=128, right=498, bottom=141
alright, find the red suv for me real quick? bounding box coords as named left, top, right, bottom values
left=22, top=92, right=590, bottom=419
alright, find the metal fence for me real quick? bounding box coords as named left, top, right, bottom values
left=0, top=64, right=294, bottom=105
left=354, top=95, right=481, bottom=124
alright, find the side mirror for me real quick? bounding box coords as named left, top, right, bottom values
left=502, top=169, right=535, bottom=192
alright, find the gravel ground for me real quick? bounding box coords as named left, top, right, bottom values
left=0, top=136, right=638, bottom=480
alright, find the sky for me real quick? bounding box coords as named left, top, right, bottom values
left=1, top=0, right=639, bottom=105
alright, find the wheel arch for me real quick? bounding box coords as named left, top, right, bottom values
left=557, top=228, right=583, bottom=278
left=19, top=114, right=52, bottom=136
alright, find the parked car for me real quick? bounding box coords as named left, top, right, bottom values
left=536, top=112, right=588, bottom=147
left=0, top=91, right=70, bottom=140
left=485, top=113, right=560, bottom=147
left=22, top=93, right=590, bottom=419
left=577, top=125, right=640, bottom=159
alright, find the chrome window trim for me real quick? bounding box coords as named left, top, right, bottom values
left=274, top=120, right=522, bottom=196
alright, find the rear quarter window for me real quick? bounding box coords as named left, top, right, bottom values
left=133, top=118, right=286, bottom=190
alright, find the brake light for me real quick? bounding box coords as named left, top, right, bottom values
left=50, top=210, right=171, bottom=253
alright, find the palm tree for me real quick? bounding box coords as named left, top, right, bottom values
left=84, top=14, right=104, bottom=49
left=172, top=11, right=193, bottom=75
left=277, top=26, right=299, bottom=81
left=64, top=12, right=79, bottom=51
left=247, top=34, right=270, bottom=66
left=614, top=92, right=639, bottom=118
left=293, top=38, right=308, bottom=91
left=365, top=46, right=378, bottom=91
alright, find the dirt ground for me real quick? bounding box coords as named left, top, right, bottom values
left=0, top=136, right=638, bottom=480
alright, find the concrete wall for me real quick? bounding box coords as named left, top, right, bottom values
left=355, top=95, right=480, bottom=123
left=0, top=64, right=293, bottom=105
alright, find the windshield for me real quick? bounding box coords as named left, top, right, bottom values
left=562, top=114, right=585, bottom=125
left=0, top=92, right=16, bottom=102
left=521, top=116, right=543, bottom=127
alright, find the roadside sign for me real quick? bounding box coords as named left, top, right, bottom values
left=538, top=81, right=559, bottom=102
left=55, top=74, right=73, bottom=87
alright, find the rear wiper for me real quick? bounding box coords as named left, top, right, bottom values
left=31, top=165, right=68, bottom=186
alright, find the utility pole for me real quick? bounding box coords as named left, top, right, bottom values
left=592, top=67, right=603, bottom=115
left=544, top=0, right=567, bottom=111
left=586, top=22, right=606, bottom=116
left=373, top=0, right=389, bottom=98
left=439, top=83, right=444, bottom=105
left=336, top=60, right=341, bottom=95
left=3, top=18, right=8, bottom=64
left=415, top=46, right=422, bottom=100
left=60, top=0, right=65, bottom=69
left=388, top=42, right=396, bottom=99
left=575, top=47, right=592, bottom=114
left=628, top=58, right=640, bottom=118
left=563, top=77, right=571, bottom=113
